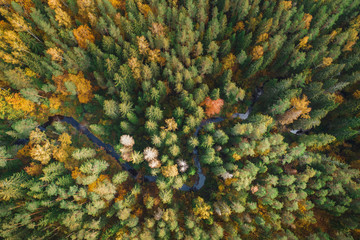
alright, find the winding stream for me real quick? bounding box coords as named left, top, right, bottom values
left=16, top=88, right=303, bottom=191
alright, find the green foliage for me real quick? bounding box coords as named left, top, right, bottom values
left=72, top=148, right=97, bottom=160
left=6, top=119, right=38, bottom=139
left=1, top=0, right=360, bottom=239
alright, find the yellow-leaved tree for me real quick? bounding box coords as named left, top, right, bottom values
left=279, top=95, right=311, bottom=125
left=251, top=45, right=263, bottom=61
left=67, top=72, right=94, bottom=103
left=6, top=93, right=35, bottom=116
left=161, top=165, right=179, bottom=177
left=193, top=197, right=213, bottom=220
left=73, top=25, right=95, bottom=49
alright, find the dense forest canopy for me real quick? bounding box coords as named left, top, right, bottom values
left=0, top=0, right=360, bottom=239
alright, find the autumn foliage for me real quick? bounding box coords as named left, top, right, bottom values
left=1, top=0, right=360, bottom=239
left=68, top=72, right=93, bottom=103
left=73, top=25, right=95, bottom=49
left=279, top=95, right=311, bottom=125
left=201, top=97, right=224, bottom=117
left=193, top=197, right=213, bottom=220
left=251, top=45, right=264, bottom=60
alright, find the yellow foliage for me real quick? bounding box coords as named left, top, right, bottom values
left=322, top=57, right=333, bottom=67
left=332, top=93, right=344, bottom=104
left=53, top=72, right=93, bottom=104
left=193, top=197, right=213, bottom=220
left=257, top=33, right=269, bottom=43
left=52, top=74, right=68, bottom=96
left=279, top=95, right=311, bottom=125
left=329, top=30, right=337, bottom=39
left=137, top=36, right=150, bottom=55
left=161, top=164, right=179, bottom=177
left=224, top=177, right=237, bottom=186
left=0, top=20, right=10, bottom=29
left=222, top=53, right=236, bottom=70
left=282, top=1, right=292, bottom=10
left=49, top=96, right=62, bottom=110
left=128, top=57, right=141, bottom=70
left=137, top=2, right=152, bottom=17
left=6, top=93, right=35, bottom=115
left=353, top=90, right=360, bottom=99
left=350, top=15, right=360, bottom=29
left=232, top=153, right=241, bottom=161
left=25, top=68, right=37, bottom=78
left=0, top=89, right=23, bottom=120
left=53, top=147, right=69, bottom=163
left=77, top=0, right=96, bottom=16
left=148, top=49, right=162, bottom=63
left=248, top=17, right=259, bottom=32
left=150, top=22, right=166, bottom=36
left=71, top=167, right=83, bottom=179
left=68, top=72, right=94, bottom=103
left=233, top=21, right=245, bottom=32
left=12, top=0, right=34, bottom=12
left=55, top=8, right=72, bottom=28
left=298, top=36, right=311, bottom=50
left=59, top=132, right=72, bottom=146
left=0, top=30, right=29, bottom=64
left=163, top=118, right=178, bottom=131
left=73, top=25, right=95, bottom=49
left=109, top=0, right=126, bottom=10
left=17, top=144, right=32, bottom=158
left=290, top=95, right=311, bottom=118
left=251, top=45, right=263, bottom=61
left=30, top=141, right=53, bottom=165
left=344, top=40, right=357, bottom=52
left=0, top=9, right=32, bottom=33
left=48, top=0, right=61, bottom=9
left=343, top=29, right=358, bottom=52
left=88, top=174, right=111, bottom=192
left=29, top=128, right=47, bottom=145
left=304, top=69, right=312, bottom=84
left=24, top=162, right=43, bottom=176
left=128, top=57, right=141, bottom=80
left=303, top=13, right=313, bottom=29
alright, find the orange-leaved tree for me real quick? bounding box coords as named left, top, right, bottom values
left=67, top=71, right=94, bottom=103
left=201, top=97, right=224, bottom=117
left=73, top=25, right=95, bottom=49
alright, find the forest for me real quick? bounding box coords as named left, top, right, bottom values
left=0, top=0, right=360, bottom=239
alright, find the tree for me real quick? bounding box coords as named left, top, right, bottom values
left=0, top=89, right=25, bottom=120
left=0, top=172, right=28, bottom=201
left=72, top=148, right=96, bottom=160
left=67, top=71, right=94, bottom=103
left=161, top=165, right=179, bottom=177
left=104, top=99, right=120, bottom=118
left=193, top=197, right=213, bottom=220
left=251, top=45, right=263, bottom=61
left=73, top=25, right=95, bottom=49
left=279, top=95, right=311, bottom=125
left=146, top=105, right=163, bottom=122
left=200, top=97, right=224, bottom=117
left=1, top=0, right=360, bottom=238
left=55, top=8, right=72, bottom=28
left=222, top=53, right=236, bottom=70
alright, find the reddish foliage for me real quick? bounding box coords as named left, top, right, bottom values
left=201, top=97, right=224, bottom=117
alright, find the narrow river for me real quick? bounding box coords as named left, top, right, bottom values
left=16, top=88, right=301, bottom=191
